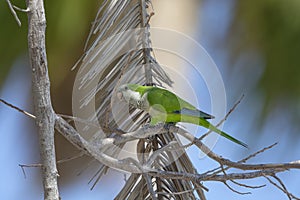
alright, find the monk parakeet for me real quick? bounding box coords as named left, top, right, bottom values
left=117, top=83, right=248, bottom=148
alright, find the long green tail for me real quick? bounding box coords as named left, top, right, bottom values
left=162, top=113, right=248, bottom=148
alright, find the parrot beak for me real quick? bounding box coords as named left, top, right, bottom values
left=117, top=91, right=123, bottom=100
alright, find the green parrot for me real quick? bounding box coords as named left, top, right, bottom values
left=117, top=83, right=248, bottom=148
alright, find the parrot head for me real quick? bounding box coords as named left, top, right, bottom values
left=117, top=84, right=143, bottom=106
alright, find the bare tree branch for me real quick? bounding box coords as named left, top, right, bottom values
left=230, top=179, right=266, bottom=190
left=25, top=0, right=59, bottom=199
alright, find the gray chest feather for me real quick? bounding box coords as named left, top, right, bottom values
left=129, top=92, right=149, bottom=111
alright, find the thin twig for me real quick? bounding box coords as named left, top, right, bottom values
left=0, top=98, right=36, bottom=119
left=230, top=179, right=266, bottom=189
left=223, top=181, right=251, bottom=195
left=58, top=114, right=99, bottom=128
left=19, top=153, right=84, bottom=179
left=6, top=0, right=22, bottom=26
left=19, top=163, right=42, bottom=178
left=12, top=5, right=30, bottom=12
left=272, top=175, right=294, bottom=200
left=239, top=142, right=278, bottom=163
left=199, top=94, right=244, bottom=141
left=56, top=152, right=85, bottom=164
left=264, top=175, right=300, bottom=200
left=156, top=186, right=205, bottom=196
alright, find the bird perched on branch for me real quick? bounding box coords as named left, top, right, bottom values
left=117, top=83, right=248, bottom=148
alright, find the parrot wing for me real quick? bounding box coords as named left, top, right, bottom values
left=146, top=87, right=214, bottom=119
left=144, top=86, right=247, bottom=148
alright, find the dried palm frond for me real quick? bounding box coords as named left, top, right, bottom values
left=73, top=0, right=206, bottom=199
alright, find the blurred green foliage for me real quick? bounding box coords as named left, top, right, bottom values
left=0, top=1, right=27, bottom=84
left=45, top=0, right=100, bottom=87
left=0, top=0, right=100, bottom=88
left=229, top=0, right=300, bottom=121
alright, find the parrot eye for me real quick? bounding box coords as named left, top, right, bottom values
left=124, top=86, right=128, bottom=90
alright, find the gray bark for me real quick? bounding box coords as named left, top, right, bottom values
left=26, top=0, right=59, bottom=199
